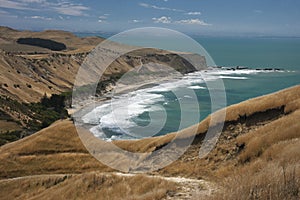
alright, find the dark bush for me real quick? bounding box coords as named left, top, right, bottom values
left=13, top=84, right=20, bottom=88
left=0, top=93, right=69, bottom=140
left=0, top=130, right=22, bottom=146
left=28, top=93, right=69, bottom=129
left=17, top=38, right=67, bottom=51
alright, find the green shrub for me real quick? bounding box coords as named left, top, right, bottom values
left=0, top=93, right=69, bottom=145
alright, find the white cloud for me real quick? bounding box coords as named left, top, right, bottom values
left=19, top=0, right=46, bottom=3
left=0, top=0, right=48, bottom=10
left=0, top=0, right=90, bottom=16
left=98, top=19, right=108, bottom=23
left=175, top=19, right=211, bottom=26
left=99, top=15, right=107, bottom=19
left=130, top=19, right=142, bottom=23
left=151, top=16, right=211, bottom=26
left=54, top=4, right=89, bottom=16
left=25, top=15, right=52, bottom=20
left=58, top=15, right=70, bottom=20
left=139, top=3, right=184, bottom=12
left=186, top=11, right=201, bottom=15
left=0, top=0, right=30, bottom=10
left=52, top=1, right=90, bottom=16
left=152, top=16, right=171, bottom=24
left=98, top=14, right=109, bottom=23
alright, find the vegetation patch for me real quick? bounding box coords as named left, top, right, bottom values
left=27, top=93, right=69, bottom=129
left=0, top=130, right=22, bottom=146
left=17, top=38, right=67, bottom=51
left=0, top=94, right=69, bottom=146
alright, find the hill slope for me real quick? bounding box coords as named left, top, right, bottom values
left=0, top=85, right=299, bottom=199
left=0, top=26, right=206, bottom=137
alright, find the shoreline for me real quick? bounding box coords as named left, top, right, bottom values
left=69, top=65, right=290, bottom=116
left=69, top=70, right=187, bottom=141
left=69, top=70, right=184, bottom=116
left=70, top=66, right=296, bottom=141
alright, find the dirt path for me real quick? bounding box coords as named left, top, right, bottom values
left=114, top=172, right=217, bottom=200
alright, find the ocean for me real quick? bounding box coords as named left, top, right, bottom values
left=80, top=36, right=300, bottom=140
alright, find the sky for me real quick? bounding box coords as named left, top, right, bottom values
left=0, top=0, right=300, bottom=36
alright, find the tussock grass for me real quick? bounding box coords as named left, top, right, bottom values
left=212, top=141, right=300, bottom=200
left=0, top=120, right=113, bottom=179
left=285, top=98, right=300, bottom=113
left=211, top=96, right=300, bottom=199
left=213, top=162, right=299, bottom=200
left=263, top=139, right=300, bottom=164
left=237, top=110, right=300, bottom=163
left=0, top=172, right=176, bottom=200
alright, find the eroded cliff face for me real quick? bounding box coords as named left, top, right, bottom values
left=0, top=51, right=83, bottom=102
left=0, top=27, right=206, bottom=103
left=0, top=26, right=207, bottom=133
left=0, top=50, right=206, bottom=103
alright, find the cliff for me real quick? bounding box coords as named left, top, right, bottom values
left=0, top=26, right=207, bottom=134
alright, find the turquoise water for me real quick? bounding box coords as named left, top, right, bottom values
left=197, top=37, right=300, bottom=71
left=82, top=37, right=300, bottom=140
left=196, top=37, right=300, bottom=103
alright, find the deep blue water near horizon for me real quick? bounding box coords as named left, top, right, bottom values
left=196, top=37, right=300, bottom=70
left=79, top=34, right=300, bottom=140
left=196, top=37, right=300, bottom=104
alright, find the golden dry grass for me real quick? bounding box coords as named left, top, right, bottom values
left=213, top=163, right=299, bottom=200
left=0, top=85, right=299, bottom=199
left=0, top=120, right=113, bottom=179
left=0, top=26, right=104, bottom=53
left=212, top=139, right=300, bottom=200
left=237, top=109, right=300, bottom=163
left=156, top=85, right=300, bottom=184
left=0, top=172, right=176, bottom=200
left=0, top=85, right=299, bottom=179
left=209, top=86, right=300, bottom=199
left=0, top=120, right=22, bottom=132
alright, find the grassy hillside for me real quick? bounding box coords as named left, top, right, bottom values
left=0, top=173, right=176, bottom=200
left=0, top=26, right=204, bottom=103
left=0, top=26, right=206, bottom=141
left=0, top=85, right=299, bottom=199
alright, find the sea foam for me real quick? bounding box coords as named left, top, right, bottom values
left=82, top=68, right=287, bottom=140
